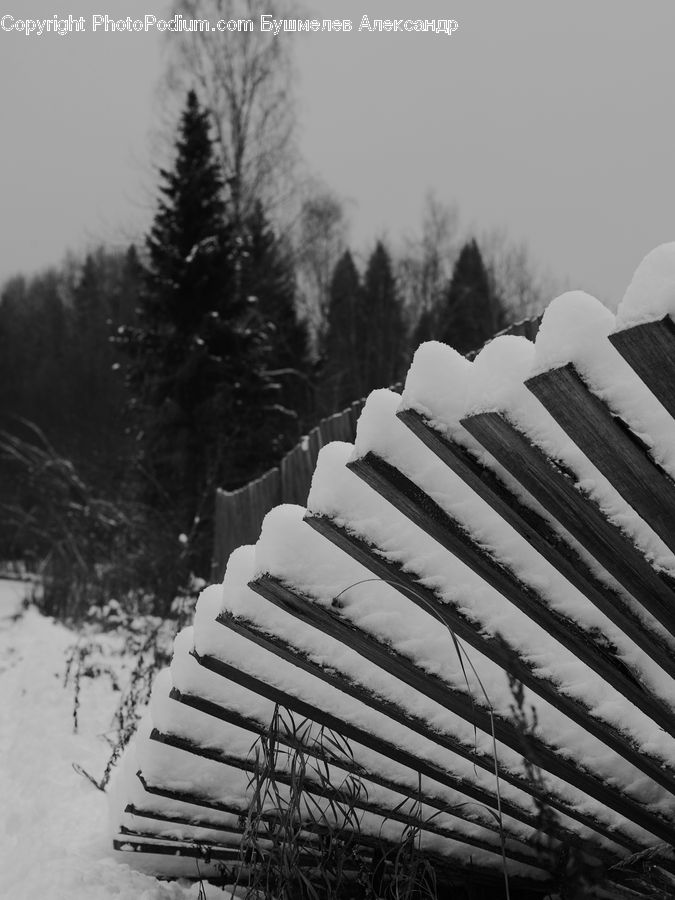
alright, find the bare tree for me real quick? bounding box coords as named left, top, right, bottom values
left=397, top=192, right=460, bottom=331
left=293, top=184, right=348, bottom=350
left=481, top=227, right=562, bottom=322
left=165, top=0, right=299, bottom=226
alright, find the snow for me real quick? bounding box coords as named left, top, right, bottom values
left=347, top=388, right=675, bottom=757
left=306, top=439, right=675, bottom=834
left=617, top=242, right=675, bottom=326
left=162, top=614, right=525, bottom=842
left=532, top=291, right=615, bottom=375
left=0, top=580, right=213, bottom=900
left=533, top=290, right=675, bottom=486
left=466, top=335, right=536, bottom=416
left=121, top=617, right=553, bottom=878
left=403, top=325, right=675, bottom=580
left=399, top=340, right=471, bottom=428
left=18, top=242, right=675, bottom=894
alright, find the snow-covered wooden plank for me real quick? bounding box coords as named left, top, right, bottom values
left=120, top=809, right=552, bottom=895
left=121, top=798, right=555, bottom=895
left=188, top=647, right=557, bottom=839
left=133, top=769, right=498, bottom=867
left=303, top=513, right=675, bottom=847
left=347, top=391, right=675, bottom=708
left=169, top=619, right=587, bottom=852
left=526, top=363, right=675, bottom=556
left=305, top=508, right=582, bottom=685
left=167, top=686, right=527, bottom=849
left=113, top=835, right=239, bottom=863
left=246, top=577, right=675, bottom=851
left=116, top=829, right=355, bottom=876
left=261, top=425, right=675, bottom=842
left=119, top=804, right=656, bottom=900
left=250, top=571, right=675, bottom=853
left=136, top=764, right=551, bottom=890
left=399, top=405, right=675, bottom=674
left=136, top=716, right=506, bottom=875
left=348, top=450, right=675, bottom=758
left=460, top=409, right=675, bottom=639
left=609, top=316, right=675, bottom=420
left=125, top=802, right=244, bottom=838
left=168, top=685, right=627, bottom=869
left=193, top=569, right=612, bottom=846
left=148, top=729, right=545, bottom=870
left=120, top=803, right=405, bottom=868
left=118, top=825, right=235, bottom=851
left=211, top=612, right=675, bottom=851
left=196, top=630, right=538, bottom=812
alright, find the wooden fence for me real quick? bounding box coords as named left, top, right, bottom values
left=112, top=295, right=675, bottom=895
left=212, top=317, right=542, bottom=581
left=211, top=401, right=364, bottom=580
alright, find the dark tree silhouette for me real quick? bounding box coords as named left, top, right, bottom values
left=321, top=250, right=365, bottom=413
left=361, top=241, right=406, bottom=391
left=120, top=89, right=242, bottom=580
left=120, top=91, right=312, bottom=585
left=437, top=238, right=504, bottom=354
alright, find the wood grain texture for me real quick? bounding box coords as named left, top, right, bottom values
left=526, top=362, right=675, bottom=555
left=211, top=615, right=675, bottom=851
left=461, top=410, right=675, bottom=637
left=248, top=574, right=675, bottom=851
left=189, top=649, right=556, bottom=839
left=348, top=451, right=675, bottom=754
left=609, top=315, right=675, bottom=419
left=304, top=513, right=675, bottom=845
left=168, top=688, right=520, bottom=844
left=400, top=407, right=675, bottom=676
left=128, top=777, right=554, bottom=894
left=149, top=728, right=544, bottom=868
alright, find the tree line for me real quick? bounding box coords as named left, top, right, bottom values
left=0, top=73, right=552, bottom=611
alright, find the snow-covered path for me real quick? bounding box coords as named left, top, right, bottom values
left=0, top=581, right=202, bottom=900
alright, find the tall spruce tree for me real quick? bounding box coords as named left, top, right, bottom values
left=321, top=250, right=365, bottom=413
left=123, top=90, right=248, bottom=581
left=437, top=239, right=504, bottom=354
left=361, top=241, right=406, bottom=392
left=123, top=91, right=311, bottom=586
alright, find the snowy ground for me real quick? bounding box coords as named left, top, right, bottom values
left=0, top=580, right=207, bottom=900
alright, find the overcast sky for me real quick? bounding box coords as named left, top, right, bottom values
left=2, top=1, right=675, bottom=308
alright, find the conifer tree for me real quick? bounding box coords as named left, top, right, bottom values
left=321, top=250, right=365, bottom=413
left=122, top=91, right=312, bottom=584
left=122, top=89, right=245, bottom=579
left=361, top=241, right=406, bottom=391
left=438, top=239, right=504, bottom=354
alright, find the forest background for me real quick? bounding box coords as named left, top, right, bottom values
left=0, top=0, right=557, bottom=617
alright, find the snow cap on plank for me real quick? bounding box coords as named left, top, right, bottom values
left=465, top=335, right=535, bottom=416
left=400, top=340, right=471, bottom=433
left=192, top=580, right=228, bottom=656
left=254, top=502, right=364, bottom=603
left=353, top=388, right=420, bottom=463
left=617, top=242, right=675, bottom=327
left=532, top=291, right=614, bottom=377
left=307, top=439, right=407, bottom=537
left=307, top=440, right=356, bottom=522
